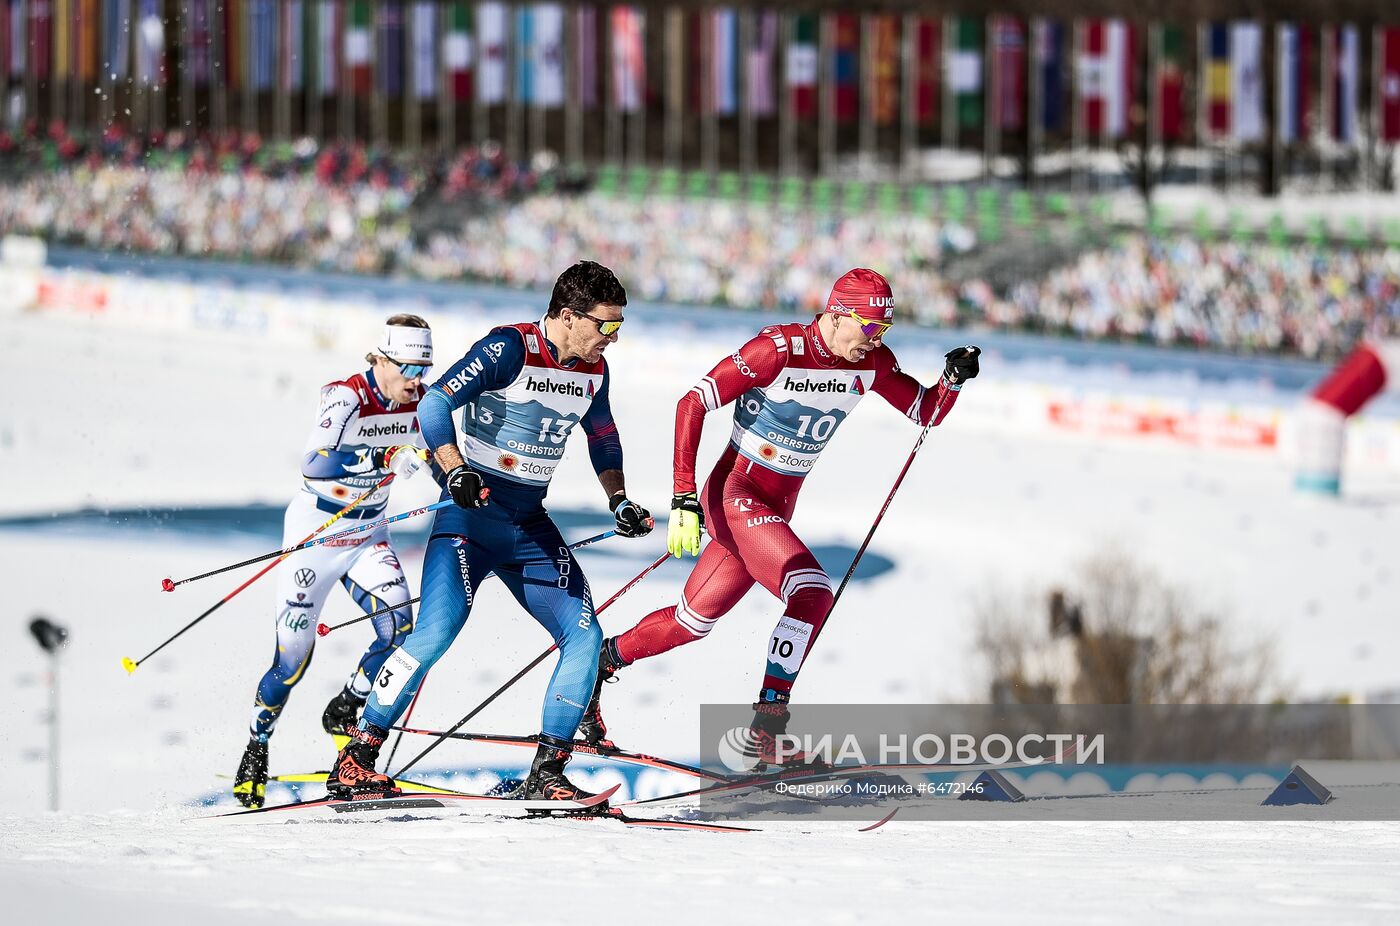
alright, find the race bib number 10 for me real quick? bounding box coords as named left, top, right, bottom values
left=766, top=616, right=813, bottom=680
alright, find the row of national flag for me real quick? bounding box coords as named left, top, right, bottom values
left=8, top=3, right=1400, bottom=146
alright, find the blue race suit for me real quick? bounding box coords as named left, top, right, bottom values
left=360, top=322, right=623, bottom=742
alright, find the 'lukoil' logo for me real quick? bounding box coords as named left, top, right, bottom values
left=867, top=295, right=895, bottom=318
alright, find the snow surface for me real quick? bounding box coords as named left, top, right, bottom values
left=2, top=309, right=1398, bottom=923
left=4, top=813, right=1400, bottom=926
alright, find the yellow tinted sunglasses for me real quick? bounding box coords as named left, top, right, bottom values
left=574, top=310, right=624, bottom=336
left=846, top=311, right=893, bottom=338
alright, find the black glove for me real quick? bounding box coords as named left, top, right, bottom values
left=609, top=493, right=654, bottom=538
left=671, top=492, right=704, bottom=524
left=446, top=465, right=489, bottom=509
left=943, top=346, right=981, bottom=386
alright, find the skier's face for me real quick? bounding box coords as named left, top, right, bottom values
left=563, top=303, right=624, bottom=364
left=830, top=313, right=889, bottom=363
left=373, top=356, right=426, bottom=404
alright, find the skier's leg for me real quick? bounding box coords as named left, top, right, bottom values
left=329, top=532, right=490, bottom=797
left=494, top=515, right=603, bottom=800
left=715, top=493, right=832, bottom=703
left=360, top=534, right=484, bottom=734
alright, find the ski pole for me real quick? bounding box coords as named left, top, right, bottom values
left=159, top=495, right=476, bottom=592
left=314, top=527, right=625, bottom=637
left=827, top=370, right=967, bottom=614
left=383, top=677, right=427, bottom=773
left=392, top=548, right=672, bottom=778
left=123, top=473, right=399, bottom=675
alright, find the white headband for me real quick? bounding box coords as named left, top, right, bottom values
left=380, top=324, right=433, bottom=365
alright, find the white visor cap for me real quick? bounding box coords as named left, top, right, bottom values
left=381, top=324, right=433, bottom=365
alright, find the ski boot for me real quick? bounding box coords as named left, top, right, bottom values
left=748, top=700, right=829, bottom=772
left=576, top=639, right=625, bottom=749
left=233, top=736, right=269, bottom=808
left=515, top=734, right=600, bottom=805
left=321, top=686, right=365, bottom=745
left=326, top=726, right=400, bottom=800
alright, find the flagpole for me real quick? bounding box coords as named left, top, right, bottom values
left=505, top=4, right=519, bottom=164
left=775, top=12, right=786, bottom=175
left=1149, top=19, right=1162, bottom=182
left=340, top=0, right=353, bottom=141
left=305, top=0, right=319, bottom=140
left=631, top=6, right=645, bottom=167
left=212, top=0, right=226, bottom=132
left=899, top=13, right=914, bottom=181
left=941, top=15, right=953, bottom=153
left=68, top=0, right=79, bottom=129
left=986, top=16, right=998, bottom=182
left=243, top=1, right=255, bottom=134
left=50, top=0, right=65, bottom=129
left=663, top=6, right=679, bottom=168
left=1321, top=24, right=1330, bottom=193
left=1199, top=20, right=1210, bottom=190
left=404, top=0, right=417, bottom=148
left=100, top=0, right=113, bottom=131
left=154, top=1, right=166, bottom=136
left=603, top=7, right=616, bottom=163
left=529, top=11, right=543, bottom=165
left=1370, top=24, right=1380, bottom=192
left=1265, top=18, right=1280, bottom=198
left=819, top=11, right=833, bottom=176
left=698, top=11, right=712, bottom=173
left=371, top=2, right=384, bottom=145
left=276, top=2, right=290, bottom=140
left=858, top=13, right=872, bottom=173
left=68, top=0, right=80, bottom=129
left=24, top=0, right=36, bottom=127
left=470, top=4, right=484, bottom=149
left=564, top=3, right=579, bottom=164
left=1028, top=18, right=1043, bottom=192
left=133, top=6, right=148, bottom=135
left=435, top=2, right=448, bottom=150
left=1071, top=19, right=1083, bottom=195
left=739, top=9, right=753, bottom=176
left=179, top=1, right=194, bottom=130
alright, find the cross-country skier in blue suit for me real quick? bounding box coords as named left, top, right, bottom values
left=327, top=261, right=654, bottom=803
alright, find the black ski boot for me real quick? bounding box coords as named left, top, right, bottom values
left=518, top=734, right=599, bottom=803
left=326, top=726, right=400, bottom=800
left=321, top=687, right=365, bottom=740
left=576, top=639, right=625, bottom=748
left=233, top=737, right=269, bottom=809
left=748, top=700, right=829, bottom=772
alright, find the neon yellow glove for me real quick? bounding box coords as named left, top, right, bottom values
left=667, top=492, right=704, bottom=558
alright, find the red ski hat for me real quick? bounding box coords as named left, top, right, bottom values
left=824, top=268, right=895, bottom=322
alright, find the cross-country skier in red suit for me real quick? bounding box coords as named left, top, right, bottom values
left=578, top=268, right=980, bottom=767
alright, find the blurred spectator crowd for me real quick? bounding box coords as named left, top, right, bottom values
left=3, top=125, right=1398, bottom=359
left=0, top=123, right=549, bottom=274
